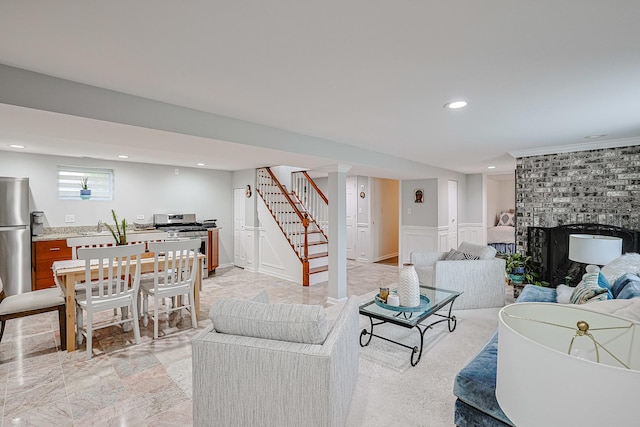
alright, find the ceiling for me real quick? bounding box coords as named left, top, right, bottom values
left=1, top=1, right=639, bottom=178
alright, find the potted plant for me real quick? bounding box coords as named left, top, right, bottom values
left=80, top=177, right=91, bottom=200
left=105, top=209, right=127, bottom=245
left=504, top=252, right=529, bottom=283
left=504, top=252, right=547, bottom=298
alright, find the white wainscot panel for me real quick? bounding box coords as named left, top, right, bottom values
left=458, top=223, right=485, bottom=245
left=356, top=224, right=370, bottom=262
left=244, top=227, right=256, bottom=272
left=257, top=199, right=302, bottom=284
left=401, top=226, right=439, bottom=264
left=438, top=226, right=450, bottom=252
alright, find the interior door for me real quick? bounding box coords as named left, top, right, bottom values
left=448, top=180, right=458, bottom=250
left=233, top=188, right=246, bottom=268
left=346, top=176, right=357, bottom=260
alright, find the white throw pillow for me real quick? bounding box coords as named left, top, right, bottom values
left=555, top=284, right=574, bottom=304
left=601, top=253, right=640, bottom=285
left=497, top=212, right=515, bottom=227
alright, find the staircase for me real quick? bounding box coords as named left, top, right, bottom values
left=256, top=167, right=328, bottom=286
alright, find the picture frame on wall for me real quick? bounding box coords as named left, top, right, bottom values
left=415, top=189, right=424, bottom=203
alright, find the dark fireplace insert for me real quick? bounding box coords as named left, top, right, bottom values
left=527, top=223, right=639, bottom=286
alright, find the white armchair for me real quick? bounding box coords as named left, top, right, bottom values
left=410, top=241, right=506, bottom=309
left=192, top=293, right=360, bottom=427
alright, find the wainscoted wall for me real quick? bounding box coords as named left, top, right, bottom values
left=515, top=145, right=640, bottom=252
left=458, top=223, right=485, bottom=246
left=401, top=226, right=441, bottom=263
left=400, top=223, right=485, bottom=263
left=256, top=198, right=302, bottom=284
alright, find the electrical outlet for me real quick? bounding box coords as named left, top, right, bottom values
left=65, top=214, right=75, bottom=223
left=136, top=214, right=145, bottom=220
left=407, top=208, right=412, bottom=215
left=174, top=168, right=180, bottom=175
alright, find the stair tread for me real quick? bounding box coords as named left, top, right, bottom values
left=307, top=241, right=328, bottom=246
left=308, top=252, right=328, bottom=259
left=309, top=265, right=328, bottom=274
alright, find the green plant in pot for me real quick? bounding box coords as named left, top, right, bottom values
left=504, top=252, right=546, bottom=286
left=79, top=177, right=91, bottom=200
left=504, top=252, right=531, bottom=284
left=105, top=209, right=127, bottom=245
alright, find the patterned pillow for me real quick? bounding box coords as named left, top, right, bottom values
left=570, top=269, right=608, bottom=304
left=444, top=249, right=480, bottom=261
left=497, top=212, right=515, bottom=227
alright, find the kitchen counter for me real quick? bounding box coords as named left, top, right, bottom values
left=32, top=227, right=160, bottom=242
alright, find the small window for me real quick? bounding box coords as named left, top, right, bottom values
left=57, top=166, right=114, bottom=201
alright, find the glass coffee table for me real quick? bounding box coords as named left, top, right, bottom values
left=359, top=286, right=462, bottom=366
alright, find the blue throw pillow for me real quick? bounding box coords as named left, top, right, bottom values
left=597, top=272, right=613, bottom=300
left=612, top=273, right=640, bottom=299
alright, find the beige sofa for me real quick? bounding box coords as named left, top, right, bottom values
left=410, top=241, right=506, bottom=309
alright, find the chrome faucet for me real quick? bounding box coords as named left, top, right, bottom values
left=97, top=220, right=104, bottom=233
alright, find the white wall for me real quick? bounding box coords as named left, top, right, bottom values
left=0, top=151, right=234, bottom=265
left=401, top=178, right=438, bottom=226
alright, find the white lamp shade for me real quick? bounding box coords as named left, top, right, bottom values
left=497, top=303, right=639, bottom=427
left=568, top=234, right=622, bottom=265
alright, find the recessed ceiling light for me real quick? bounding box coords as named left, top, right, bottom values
left=9, top=144, right=25, bottom=149
left=196, top=162, right=205, bottom=166
left=118, top=155, right=129, bottom=159
left=488, top=166, right=496, bottom=169
left=444, top=100, right=468, bottom=109
left=584, top=134, right=607, bottom=140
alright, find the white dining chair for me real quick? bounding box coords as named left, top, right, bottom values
left=68, top=232, right=168, bottom=329
left=75, top=243, right=145, bottom=359
left=142, top=239, right=200, bottom=339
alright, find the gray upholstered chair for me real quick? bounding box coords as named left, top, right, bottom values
left=0, top=277, right=67, bottom=350
left=192, top=292, right=360, bottom=427
left=410, top=241, right=506, bottom=309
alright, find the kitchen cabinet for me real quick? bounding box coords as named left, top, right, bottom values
left=207, top=228, right=219, bottom=274
left=32, top=239, right=72, bottom=290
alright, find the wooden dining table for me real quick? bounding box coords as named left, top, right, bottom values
left=52, top=252, right=204, bottom=352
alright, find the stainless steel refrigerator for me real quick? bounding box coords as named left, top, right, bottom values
left=0, top=177, right=31, bottom=295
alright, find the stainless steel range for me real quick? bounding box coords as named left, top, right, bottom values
left=153, top=213, right=209, bottom=277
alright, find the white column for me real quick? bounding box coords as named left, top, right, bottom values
left=325, top=164, right=351, bottom=304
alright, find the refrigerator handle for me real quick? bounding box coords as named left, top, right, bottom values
left=0, top=225, right=28, bottom=231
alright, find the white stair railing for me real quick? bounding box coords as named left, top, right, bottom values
left=256, top=168, right=309, bottom=260
left=291, top=171, right=328, bottom=240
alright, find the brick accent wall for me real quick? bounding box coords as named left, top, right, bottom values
left=515, top=145, right=640, bottom=252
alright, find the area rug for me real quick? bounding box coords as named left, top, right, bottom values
left=358, top=318, right=451, bottom=373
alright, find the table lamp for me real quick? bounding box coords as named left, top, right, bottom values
left=496, top=302, right=639, bottom=427
left=568, top=234, right=622, bottom=265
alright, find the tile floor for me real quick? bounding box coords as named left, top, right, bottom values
left=0, top=261, right=399, bottom=426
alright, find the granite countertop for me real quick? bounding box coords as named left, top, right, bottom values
left=32, top=233, right=77, bottom=242
left=33, top=227, right=220, bottom=242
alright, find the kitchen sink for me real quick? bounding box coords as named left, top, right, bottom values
left=78, top=231, right=110, bottom=236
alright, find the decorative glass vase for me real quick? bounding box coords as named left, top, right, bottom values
left=398, top=263, right=420, bottom=307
